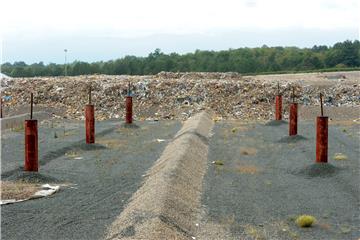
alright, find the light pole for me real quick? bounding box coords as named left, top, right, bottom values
left=64, top=49, right=68, bottom=76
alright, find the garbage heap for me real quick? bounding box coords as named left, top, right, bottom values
left=1, top=72, right=359, bottom=121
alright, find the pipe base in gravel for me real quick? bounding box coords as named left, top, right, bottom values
left=105, top=112, right=213, bottom=240
left=120, top=123, right=140, bottom=129
left=265, top=120, right=287, bottom=126
left=294, top=163, right=340, bottom=178
left=278, top=135, right=308, bottom=143
left=4, top=171, right=61, bottom=183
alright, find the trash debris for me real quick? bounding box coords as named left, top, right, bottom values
left=33, top=184, right=60, bottom=198
left=65, top=151, right=79, bottom=158
left=333, top=153, right=348, bottom=161
left=1, top=184, right=60, bottom=205
left=0, top=199, right=27, bottom=205
left=2, top=72, right=359, bottom=121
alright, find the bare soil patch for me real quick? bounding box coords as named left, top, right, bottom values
left=1, top=181, right=40, bottom=200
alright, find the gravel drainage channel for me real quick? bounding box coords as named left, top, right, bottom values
left=198, top=120, right=359, bottom=239
left=105, top=112, right=214, bottom=240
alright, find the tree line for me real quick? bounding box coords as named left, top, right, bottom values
left=1, top=40, right=359, bottom=77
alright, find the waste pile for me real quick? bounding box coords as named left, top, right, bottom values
left=1, top=71, right=359, bottom=121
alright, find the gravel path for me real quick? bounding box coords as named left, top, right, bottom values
left=1, top=120, right=181, bottom=240
left=199, top=120, right=359, bottom=239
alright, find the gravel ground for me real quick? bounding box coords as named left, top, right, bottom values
left=1, top=119, right=181, bottom=240
left=1, top=119, right=116, bottom=176
left=199, top=120, right=359, bottom=239
left=298, top=105, right=360, bottom=121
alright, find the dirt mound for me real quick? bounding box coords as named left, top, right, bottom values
left=265, top=120, right=287, bottom=126
left=294, top=163, right=340, bottom=178
left=5, top=171, right=61, bottom=183
left=2, top=71, right=359, bottom=121
left=77, top=143, right=107, bottom=151
left=120, top=123, right=140, bottom=129
left=278, top=135, right=308, bottom=143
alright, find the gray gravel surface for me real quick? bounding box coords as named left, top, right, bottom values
left=200, top=120, right=359, bottom=239
left=1, top=119, right=181, bottom=240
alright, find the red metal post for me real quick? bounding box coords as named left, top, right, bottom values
left=24, top=120, right=38, bottom=171
left=316, top=116, right=328, bottom=163
left=0, top=93, right=3, bottom=118
left=289, top=103, right=298, bottom=136
left=275, top=95, right=282, bottom=120
left=85, top=104, right=95, bottom=144
left=125, top=96, right=133, bottom=124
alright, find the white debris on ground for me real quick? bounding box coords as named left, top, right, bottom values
left=0, top=184, right=60, bottom=205
left=1, top=71, right=359, bottom=121
left=32, top=184, right=60, bottom=198
left=0, top=199, right=27, bottom=205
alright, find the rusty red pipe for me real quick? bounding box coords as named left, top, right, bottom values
left=24, top=120, right=38, bottom=171
left=316, top=116, right=328, bottom=163
left=0, top=95, right=3, bottom=118
left=275, top=95, right=282, bottom=120
left=289, top=103, right=298, bottom=136
left=125, top=96, right=133, bottom=124
left=85, top=104, right=95, bottom=144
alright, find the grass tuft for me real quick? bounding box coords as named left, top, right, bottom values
left=240, top=147, right=257, bottom=156
left=213, top=116, right=222, bottom=122
left=65, top=151, right=79, bottom=158
left=213, top=160, right=224, bottom=166
left=237, top=165, right=261, bottom=174
left=11, top=124, right=24, bottom=132
left=295, top=215, right=316, bottom=228
left=339, top=225, right=352, bottom=234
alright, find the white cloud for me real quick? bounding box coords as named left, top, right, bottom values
left=1, top=0, right=359, bottom=39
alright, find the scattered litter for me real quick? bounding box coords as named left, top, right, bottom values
left=0, top=199, right=26, bottom=205
left=264, top=180, right=272, bottom=185
left=333, top=153, right=348, bottom=161
left=1, top=184, right=60, bottom=205
left=3, top=73, right=358, bottom=121
left=3, top=96, right=12, bottom=101
left=33, top=184, right=60, bottom=198
left=65, top=151, right=79, bottom=158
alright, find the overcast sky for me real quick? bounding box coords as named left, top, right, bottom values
left=0, top=0, right=359, bottom=64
